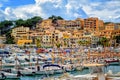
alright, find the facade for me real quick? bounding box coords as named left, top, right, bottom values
left=4, top=17, right=119, bottom=48
left=65, top=19, right=82, bottom=30
left=84, top=17, right=104, bottom=31
left=11, top=26, right=30, bottom=44
left=105, top=23, right=118, bottom=30
left=42, top=30, right=53, bottom=47
left=36, top=19, right=52, bottom=29
left=29, top=30, right=43, bottom=44
left=116, top=23, right=120, bottom=29
left=99, top=30, right=120, bottom=39
left=98, top=20, right=104, bottom=30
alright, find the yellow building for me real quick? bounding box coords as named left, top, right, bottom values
left=105, top=23, right=116, bottom=30
left=17, top=40, right=32, bottom=46
left=11, top=26, right=30, bottom=43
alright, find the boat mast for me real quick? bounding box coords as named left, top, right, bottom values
left=0, top=57, right=2, bottom=70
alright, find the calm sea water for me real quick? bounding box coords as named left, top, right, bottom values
left=12, top=64, right=119, bottom=80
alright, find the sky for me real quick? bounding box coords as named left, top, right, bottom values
left=0, top=0, right=120, bottom=22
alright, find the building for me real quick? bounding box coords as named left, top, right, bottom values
left=105, top=23, right=118, bottom=30
left=84, top=17, right=104, bottom=31
left=42, top=30, right=53, bottom=47
left=36, top=19, right=52, bottom=29
left=65, top=19, right=83, bottom=30
left=11, top=26, right=30, bottom=44
left=29, top=30, right=44, bottom=44
left=98, top=20, right=104, bottom=30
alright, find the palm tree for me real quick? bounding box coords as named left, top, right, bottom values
left=85, top=40, right=91, bottom=47
left=77, top=40, right=83, bottom=46
left=98, top=37, right=109, bottom=47
left=56, top=42, right=61, bottom=48
left=36, top=38, right=41, bottom=48
left=35, top=38, right=41, bottom=67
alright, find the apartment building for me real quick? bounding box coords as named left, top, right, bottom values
left=11, top=26, right=30, bottom=44
left=65, top=19, right=83, bottom=30
left=29, top=30, right=44, bottom=44
left=105, top=23, right=118, bottom=30
left=84, top=17, right=104, bottom=31
left=42, top=30, right=53, bottom=47
left=98, top=20, right=104, bottom=30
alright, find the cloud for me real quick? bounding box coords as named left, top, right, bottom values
left=0, top=0, right=119, bottom=22
left=82, top=0, right=120, bottom=22
left=13, top=4, right=45, bottom=19
left=0, top=0, right=88, bottom=21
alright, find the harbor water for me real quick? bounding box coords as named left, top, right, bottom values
left=4, top=64, right=119, bottom=80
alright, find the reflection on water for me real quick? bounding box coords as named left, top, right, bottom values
left=12, top=65, right=120, bottom=80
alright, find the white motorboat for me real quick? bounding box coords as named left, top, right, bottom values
left=42, top=64, right=63, bottom=74
left=62, top=64, right=75, bottom=72
left=0, top=71, right=20, bottom=79
left=25, top=64, right=63, bottom=75
left=11, top=67, right=35, bottom=76
left=106, top=70, right=120, bottom=77
left=25, top=65, right=54, bottom=75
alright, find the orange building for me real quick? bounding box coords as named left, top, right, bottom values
left=98, top=20, right=104, bottom=30
left=84, top=17, right=104, bottom=31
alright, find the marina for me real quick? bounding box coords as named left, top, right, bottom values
left=0, top=0, right=120, bottom=79
left=0, top=46, right=120, bottom=80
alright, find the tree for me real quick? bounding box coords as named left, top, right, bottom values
left=57, top=16, right=63, bottom=20
left=36, top=38, right=41, bottom=48
left=98, top=37, right=109, bottom=47
left=48, top=15, right=63, bottom=20
left=78, top=40, right=83, bottom=46
left=29, top=16, right=43, bottom=29
left=15, top=16, right=43, bottom=29
left=15, top=19, right=26, bottom=27
left=0, top=20, right=13, bottom=34
left=115, top=35, right=120, bottom=43
left=48, top=15, right=64, bottom=27
left=56, top=42, right=61, bottom=48
left=5, top=31, right=15, bottom=44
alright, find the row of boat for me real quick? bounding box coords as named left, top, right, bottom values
left=0, top=63, right=83, bottom=79
left=0, top=46, right=120, bottom=80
